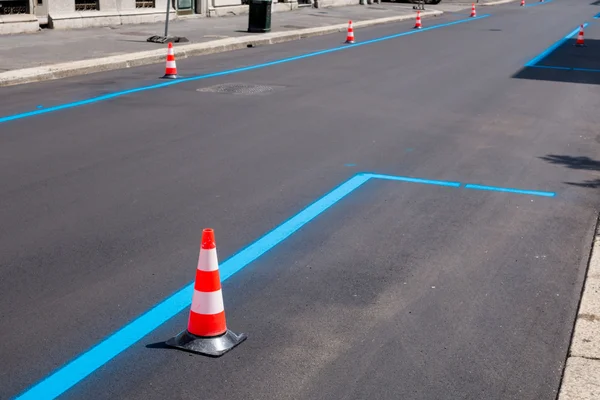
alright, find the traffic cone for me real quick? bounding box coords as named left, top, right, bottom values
left=575, top=25, right=585, bottom=47
left=414, top=11, right=422, bottom=29
left=470, top=3, right=476, bottom=17
left=166, top=229, right=247, bottom=357
left=345, top=20, right=355, bottom=44
left=162, top=42, right=178, bottom=79
left=520, top=0, right=525, bottom=6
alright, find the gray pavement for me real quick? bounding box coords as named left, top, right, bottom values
left=1, top=0, right=599, bottom=399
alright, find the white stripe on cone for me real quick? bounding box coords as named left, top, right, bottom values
left=191, top=289, right=225, bottom=315
left=198, top=248, right=218, bottom=271
left=166, top=61, right=177, bottom=69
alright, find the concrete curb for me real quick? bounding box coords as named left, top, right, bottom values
left=558, top=219, right=600, bottom=400
left=0, top=10, right=442, bottom=87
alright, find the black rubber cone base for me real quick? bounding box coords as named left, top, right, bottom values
left=161, top=74, right=178, bottom=79
left=165, top=329, right=247, bottom=357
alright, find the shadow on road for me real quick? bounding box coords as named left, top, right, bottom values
left=540, top=154, right=600, bottom=188
left=513, top=39, right=600, bottom=85
left=146, top=341, right=171, bottom=349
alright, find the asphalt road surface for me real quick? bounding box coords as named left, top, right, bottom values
left=2, top=1, right=600, bottom=399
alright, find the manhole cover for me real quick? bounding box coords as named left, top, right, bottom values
left=198, top=83, right=277, bottom=95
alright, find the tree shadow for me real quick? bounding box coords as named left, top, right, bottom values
left=539, top=155, right=600, bottom=171
left=565, top=179, right=600, bottom=188
left=539, top=155, right=600, bottom=189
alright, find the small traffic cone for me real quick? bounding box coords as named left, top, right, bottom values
left=162, top=42, right=178, bottom=79
left=575, top=25, right=585, bottom=47
left=520, top=0, right=525, bottom=6
left=470, top=3, right=477, bottom=17
left=166, top=229, right=246, bottom=357
left=414, top=11, right=422, bottom=29
left=345, top=20, right=355, bottom=44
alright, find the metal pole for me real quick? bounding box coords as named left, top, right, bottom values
left=164, top=0, right=171, bottom=38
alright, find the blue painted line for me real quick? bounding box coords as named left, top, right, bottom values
left=464, top=183, right=555, bottom=197
left=530, top=65, right=600, bottom=73
left=530, top=65, right=572, bottom=71
left=594, top=12, right=600, bottom=19
left=13, top=170, right=553, bottom=400
left=525, top=24, right=585, bottom=67
left=0, top=15, right=490, bottom=126
left=13, top=174, right=371, bottom=400
left=524, top=0, right=553, bottom=7
left=572, top=66, right=600, bottom=73
left=364, top=172, right=461, bottom=187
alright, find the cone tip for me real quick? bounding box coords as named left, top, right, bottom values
left=168, top=42, right=173, bottom=48
left=201, top=228, right=216, bottom=250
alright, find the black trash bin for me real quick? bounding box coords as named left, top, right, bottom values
left=248, top=0, right=272, bottom=33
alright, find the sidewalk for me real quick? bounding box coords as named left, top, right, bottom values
left=558, top=221, right=600, bottom=400
left=0, top=0, right=509, bottom=86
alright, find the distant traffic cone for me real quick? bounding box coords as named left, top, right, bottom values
left=166, top=229, right=247, bottom=357
left=345, top=20, right=355, bottom=44
left=470, top=3, right=477, bottom=17
left=520, top=0, right=525, bottom=6
left=575, top=25, right=585, bottom=47
left=414, top=11, right=422, bottom=29
left=162, top=42, right=178, bottom=79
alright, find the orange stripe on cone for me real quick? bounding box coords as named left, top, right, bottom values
left=576, top=25, right=585, bottom=47
left=162, top=42, right=178, bottom=79
left=414, top=11, right=422, bottom=29
left=345, top=20, right=355, bottom=44
left=165, top=228, right=246, bottom=356
left=187, top=228, right=227, bottom=337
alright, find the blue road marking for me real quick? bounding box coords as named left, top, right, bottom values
left=464, top=183, right=555, bottom=197
left=530, top=65, right=600, bottom=73
left=12, top=171, right=553, bottom=400
left=595, top=12, right=600, bottom=19
left=531, top=65, right=572, bottom=71
left=363, top=172, right=461, bottom=187
left=13, top=174, right=372, bottom=400
left=0, top=15, right=490, bottom=126
left=524, top=0, right=553, bottom=7
left=525, top=24, right=585, bottom=67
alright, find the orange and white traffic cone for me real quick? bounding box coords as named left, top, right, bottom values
left=162, top=42, right=178, bottom=79
left=575, top=25, right=585, bottom=47
left=470, top=3, right=476, bottom=17
left=520, top=0, right=525, bottom=6
left=345, top=20, right=355, bottom=44
left=166, top=229, right=246, bottom=357
left=414, top=11, right=422, bottom=29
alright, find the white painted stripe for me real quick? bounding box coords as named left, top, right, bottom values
left=191, top=289, right=224, bottom=315
left=197, top=248, right=219, bottom=271
left=166, top=61, right=177, bottom=68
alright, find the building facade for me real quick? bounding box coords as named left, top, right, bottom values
left=0, top=0, right=300, bottom=34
